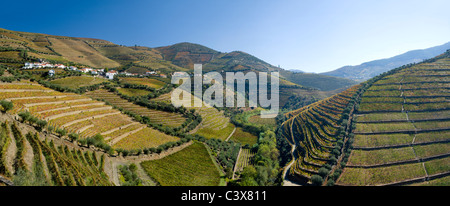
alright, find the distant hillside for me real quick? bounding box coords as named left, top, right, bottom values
left=0, top=28, right=121, bottom=68
left=280, top=70, right=357, bottom=91
left=155, top=42, right=280, bottom=73
left=0, top=28, right=354, bottom=108
left=322, top=42, right=450, bottom=81
left=157, top=42, right=357, bottom=91
left=0, top=28, right=187, bottom=74
left=288, top=69, right=305, bottom=73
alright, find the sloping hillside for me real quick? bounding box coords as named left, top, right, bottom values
left=279, top=85, right=363, bottom=184
left=87, top=41, right=189, bottom=73
left=47, top=37, right=121, bottom=68
left=156, top=42, right=280, bottom=73
left=0, top=80, right=179, bottom=150
left=0, top=28, right=354, bottom=111
left=336, top=50, right=450, bottom=186
left=280, top=50, right=450, bottom=185
left=0, top=28, right=186, bottom=73
left=0, top=114, right=113, bottom=186
left=0, top=28, right=120, bottom=68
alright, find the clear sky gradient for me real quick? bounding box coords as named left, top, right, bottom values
left=1, top=0, right=449, bottom=73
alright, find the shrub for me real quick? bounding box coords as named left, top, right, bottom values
left=326, top=179, right=335, bottom=186
left=18, top=111, right=31, bottom=123
left=332, top=148, right=341, bottom=156
left=55, top=128, right=67, bottom=137
left=36, top=120, right=47, bottom=131
left=329, top=156, right=338, bottom=164
left=311, top=175, right=323, bottom=186
left=0, top=100, right=13, bottom=112
left=68, top=133, right=79, bottom=142
left=318, top=167, right=330, bottom=178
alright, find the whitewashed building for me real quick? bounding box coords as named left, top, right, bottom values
left=106, top=70, right=118, bottom=79
left=48, top=69, right=55, bottom=77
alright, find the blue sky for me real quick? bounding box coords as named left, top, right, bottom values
left=1, top=0, right=449, bottom=73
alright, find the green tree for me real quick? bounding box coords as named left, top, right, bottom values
left=0, top=100, right=13, bottom=112
left=36, top=120, right=47, bottom=131
left=29, top=116, right=38, bottom=125
left=311, top=175, right=323, bottom=186
left=18, top=111, right=31, bottom=123
left=326, top=179, right=335, bottom=186
left=240, top=166, right=258, bottom=186
left=318, top=167, right=330, bottom=178
left=68, top=133, right=79, bottom=142
left=56, top=128, right=67, bottom=137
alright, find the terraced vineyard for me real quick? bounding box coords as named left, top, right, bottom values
left=86, top=89, right=186, bottom=128
left=154, top=91, right=235, bottom=140
left=0, top=81, right=178, bottom=150
left=279, top=85, right=362, bottom=182
left=50, top=76, right=108, bottom=90
left=234, top=148, right=255, bottom=175
left=228, top=127, right=258, bottom=146
left=117, top=87, right=151, bottom=97
left=337, top=52, right=450, bottom=186
left=140, top=142, right=221, bottom=186
left=118, top=77, right=165, bottom=89
left=0, top=119, right=112, bottom=186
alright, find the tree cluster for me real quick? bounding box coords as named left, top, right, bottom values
left=205, top=138, right=240, bottom=179
left=17, top=111, right=47, bottom=131
left=239, top=130, right=281, bottom=186
left=118, top=163, right=142, bottom=186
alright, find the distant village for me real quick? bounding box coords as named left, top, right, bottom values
left=22, top=60, right=167, bottom=79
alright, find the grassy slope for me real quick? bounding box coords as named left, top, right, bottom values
left=47, top=37, right=120, bottom=68
left=140, top=142, right=221, bottom=186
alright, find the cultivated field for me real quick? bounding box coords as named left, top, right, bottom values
left=279, top=85, right=362, bottom=180
left=117, top=88, right=151, bottom=97
left=0, top=120, right=112, bottom=186
left=0, top=81, right=178, bottom=150
left=229, top=127, right=258, bottom=146
left=50, top=76, right=108, bottom=90
left=86, top=89, right=186, bottom=128
left=118, top=77, right=165, bottom=89
left=154, top=91, right=235, bottom=140
left=234, top=148, right=255, bottom=174
left=337, top=54, right=450, bottom=186
left=140, top=142, right=221, bottom=186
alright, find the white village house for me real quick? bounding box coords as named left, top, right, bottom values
left=48, top=69, right=55, bottom=77
left=23, top=61, right=56, bottom=69
left=79, top=68, right=93, bottom=73
left=69, top=66, right=78, bottom=71
left=55, top=64, right=66, bottom=69
left=106, top=70, right=118, bottom=79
